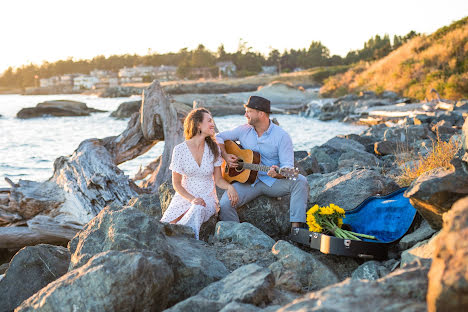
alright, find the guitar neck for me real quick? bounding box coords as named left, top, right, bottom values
left=242, top=163, right=275, bottom=173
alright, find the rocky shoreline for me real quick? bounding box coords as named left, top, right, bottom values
left=0, top=83, right=467, bottom=311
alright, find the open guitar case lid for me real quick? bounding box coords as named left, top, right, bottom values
left=289, top=188, right=417, bottom=260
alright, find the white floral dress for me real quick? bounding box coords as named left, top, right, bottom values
left=160, top=141, right=222, bottom=239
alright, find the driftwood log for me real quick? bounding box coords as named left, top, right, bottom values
left=0, top=81, right=190, bottom=248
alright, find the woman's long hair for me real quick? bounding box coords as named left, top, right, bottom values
left=183, top=108, right=220, bottom=162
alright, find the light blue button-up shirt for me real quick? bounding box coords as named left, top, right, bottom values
left=216, top=121, right=294, bottom=187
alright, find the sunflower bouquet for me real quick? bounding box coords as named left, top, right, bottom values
left=306, top=203, right=376, bottom=241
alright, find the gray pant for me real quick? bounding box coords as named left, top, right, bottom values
left=219, top=175, right=309, bottom=223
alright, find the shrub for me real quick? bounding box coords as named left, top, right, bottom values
left=395, top=135, right=460, bottom=186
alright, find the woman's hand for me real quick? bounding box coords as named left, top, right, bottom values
left=227, top=185, right=239, bottom=207
left=191, top=197, right=206, bottom=207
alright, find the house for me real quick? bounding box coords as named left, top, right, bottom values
left=154, top=65, right=177, bottom=81
left=216, top=61, right=236, bottom=78
left=73, top=75, right=99, bottom=90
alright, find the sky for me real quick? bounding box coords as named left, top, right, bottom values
left=0, top=0, right=467, bottom=72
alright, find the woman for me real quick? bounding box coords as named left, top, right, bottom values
left=160, top=108, right=238, bottom=239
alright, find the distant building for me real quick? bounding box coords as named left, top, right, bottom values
left=119, top=65, right=177, bottom=83
left=154, top=65, right=177, bottom=81
left=90, top=69, right=114, bottom=78
left=73, top=75, right=99, bottom=90
left=216, top=61, right=236, bottom=78
left=39, top=75, right=76, bottom=88
left=39, top=77, right=59, bottom=88
left=261, top=66, right=278, bottom=75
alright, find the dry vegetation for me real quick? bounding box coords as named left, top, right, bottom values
left=395, top=136, right=461, bottom=186
left=320, top=17, right=468, bottom=101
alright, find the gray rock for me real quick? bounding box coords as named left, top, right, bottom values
left=17, top=100, right=105, bottom=119
left=166, top=264, right=275, bottom=311
left=165, top=235, right=229, bottom=304
left=278, top=264, right=430, bottom=312
left=383, top=124, right=434, bottom=143
left=214, top=221, right=275, bottom=250
left=68, top=205, right=171, bottom=270
left=400, top=233, right=440, bottom=267
left=309, top=136, right=371, bottom=172
left=213, top=241, right=277, bottom=273
left=68, top=205, right=228, bottom=306
left=110, top=100, right=141, bottom=118
left=351, top=260, right=391, bottom=281
left=337, top=149, right=382, bottom=169
left=405, top=158, right=468, bottom=229
left=127, top=192, right=162, bottom=219
left=296, top=155, right=320, bottom=176
left=323, top=136, right=366, bottom=152
left=427, top=196, right=468, bottom=311
left=237, top=195, right=292, bottom=238
left=294, top=151, right=308, bottom=161
left=308, top=168, right=400, bottom=211
left=399, top=219, right=438, bottom=250
left=0, top=244, right=70, bottom=312
left=361, top=123, right=389, bottom=142
left=0, top=263, right=8, bottom=275
left=381, top=91, right=400, bottom=100
left=16, top=250, right=173, bottom=312
left=219, top=302, right=263, bottom=312
left=269, top=240, right=339, bottom=291
left=374, top=140, right=399, bottom=156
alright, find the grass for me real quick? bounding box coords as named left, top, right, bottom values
left=395, top=135, right=460, bottom=186
left=320, top=16, right=468, bottom=101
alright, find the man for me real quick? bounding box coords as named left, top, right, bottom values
left=215, top=95, right=309, bottom=229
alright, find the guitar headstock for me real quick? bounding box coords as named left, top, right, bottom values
left=279, top=167, right=300, bottom=180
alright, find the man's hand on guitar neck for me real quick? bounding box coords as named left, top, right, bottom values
left=267, top=165, right=285, bottom=179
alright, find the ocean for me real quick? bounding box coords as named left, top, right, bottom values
left=0, top=94, right=366, bottom=188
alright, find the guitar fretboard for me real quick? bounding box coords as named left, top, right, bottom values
left=242, top=163, right=276, bottom=173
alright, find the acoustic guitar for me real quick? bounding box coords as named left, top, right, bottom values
left=221, top=140, right=299, bottom=184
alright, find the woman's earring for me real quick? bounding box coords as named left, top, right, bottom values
left=198, top=129, right=202, bottom=134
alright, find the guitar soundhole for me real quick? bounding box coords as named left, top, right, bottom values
left=235, top=160, right=244, bottom=172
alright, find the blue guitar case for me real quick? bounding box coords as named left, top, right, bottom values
left=290, top=188, right=417, bottom=260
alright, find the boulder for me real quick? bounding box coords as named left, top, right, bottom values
left=269, top=240, right=339, bottom=291
left=374, top=140, right=399, bottom=156
left=165, top=264, right=275, bottom=312
left=110, top=100, right=141, bottom=118
left=405, top=158, right=468, bottom=229
left=16, top=250, right=173, bottom=312
left=351, top=260, right=391, bottom=281
left=337, top=149, right=382, bottom=169
left=361, top=123, right=389, bottom=142
left=237, top=195, right=291, bottom=238
left=383, top=124, right=434, bottom=143
left=400, top=233, right=439, bottom=267
left=127, top=192, right=162, bottom=219
left=212, top=241, right=277, bottom=273
left=16, top=100, right=105, bottom=119
left=277, top=264, right=430, bottom=312
left=399, top=219, right=438, bottom=251
left=68, top=205, right=171, bottom=270
left=296, top=155, right=320, bottom=176
left=0, top=244, right=70, bottom=312
left=67, top=205, right=228, bottom=306
left=381, top=91, right=400, bottom=100
left=214, top=221, right=275, bottom=250
left=307, top=168, right=400, bottom=211
left=427, top=196, right=468, bottom=312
